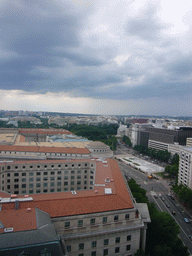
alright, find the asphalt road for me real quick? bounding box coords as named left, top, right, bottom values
left=118, top=159, right=192, bottom=254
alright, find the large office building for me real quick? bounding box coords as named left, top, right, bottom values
left=178, top=147, right=192, bottom=189
left=0, top=158, right=150, bottom=256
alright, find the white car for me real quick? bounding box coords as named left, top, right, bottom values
left=184, top=218, right=190, bottom=223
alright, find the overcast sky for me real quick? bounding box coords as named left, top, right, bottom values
left=0, top=0, right=192, bottom=116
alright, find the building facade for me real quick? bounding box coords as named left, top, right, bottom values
left=178, top=147, right=192, bottom=189
left=0, top=158, right=150, bottom=256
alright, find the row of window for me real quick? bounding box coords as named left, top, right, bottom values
left=2, top=169, right=94, bottom=177
left=67, top=241, right=131, bottom=254
left=6, top=182, right=92, bottom=189
left=3, top=163, right=92, bottom=170
left=65, top=214, right=130, bottom=228
left=3, top=177, right=92, bottom=183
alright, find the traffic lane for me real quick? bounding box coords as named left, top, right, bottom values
left=119, top=160, right=192, bottom=252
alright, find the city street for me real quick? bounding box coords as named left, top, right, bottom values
left=115, top=145, right=192, bottom=254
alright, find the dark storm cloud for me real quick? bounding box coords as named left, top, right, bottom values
left=0, top=0, right=106, bottom=91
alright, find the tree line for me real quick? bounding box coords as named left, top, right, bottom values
left=133, top=145, right=171, bottom=163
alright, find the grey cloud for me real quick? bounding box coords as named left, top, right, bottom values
left=126, top=3, right=170, bottom=41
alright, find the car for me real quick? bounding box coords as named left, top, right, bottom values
left=170, top=196, right=174, bottom=200
left=184, top=218, right=190, bottom=223
left=161, top=197, right=165, bottom=201
left=154, top=195, right=158, bottom=199
left=166, top=204, right=170, bottom=208
left=172, top=211, right=176, bottom=215
left=188, top=235, right=192, bottom=241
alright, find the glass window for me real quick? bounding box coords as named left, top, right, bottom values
left=29, top=190, right=33, bottom=194
left=7, top=173, right=10, bottom=177
left=36, top=172, right=41, bottom=176
left=14, top=184, right=19, bottom=188
left=77, top=175, right=81, bottom=179
left=127, top=235, right=131, bottom=241
left=51, top=182, right=54, bottom=187
left=91, top=252, right=96, bottom=256
left=36, top=177, right=41, bottom=181
left=14, top=173, right=19, bottom=177
left=57, top=176, right=61, bottom=180
left=7, top=185, right=10, bottom=189
left=104, top=239, right=109, bottom=246
left=51, top=171, right=54, bottom=175
left=57, top=188, right=61, bottom=192
left=78, top=220, right=83, bottom=227
left=57, top=182, right=61, bottom=186
left=64, top=176, right=68, bottom=180
left=125, top=214, right=130, bottom=220
left=29, top=184, right=33, bottom=188
left=115, top=247, right=120, bottom=253
left=43, top=172, right=48, bottom=175
left=37, top=183, right=41, bottom=187
left=90, top=218, right=95, bottom=225
left=77, top=170, right=81, bottom=173
left=29, top=178, right=33, bottom=182
left=44, top=177, right=48, bottom=181
left=67, top=245, right=71, bottom=252
left=50, top=188, right=55, bottom=192
left=22, top=184, right=26, bottom=188
left=114, top=215, right=119, bottom=222
left=79, top=243, right=84, bottom=250
left=22, top=173, right=26, bottom=176
left=103, top=249, right=108, bottom=256
left=103, top=217, right=107, bottom=223
left=126, top=245, right=131, bottom=251
left=91, top=241, right=97, bottom=248
left=51, top=177, right=55, bottom=180
left=14, top=179, right=19, bottom=182
left=22, top=178, right=26, bottom=182
left=77, top=181, right=81, bottom=185
left=71, top=181, right=74, bottom=185
left=71, top=176, right=75, bottom=179
left=43, top=183, right=47, bottom=187
left=116, top=237, right=120, bottom=243
left=29, top=172, right=33, bottom=176
left=71, top=170, right=75, bottom=174
left=64, top=182, right=68, bottom=186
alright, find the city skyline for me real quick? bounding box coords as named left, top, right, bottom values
left=0, top=0, right=192, bottom=116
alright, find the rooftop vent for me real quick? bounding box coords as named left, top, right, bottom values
left=11, top=194, right=17, bottom=198
left=71, top=190, right=77, bottom=195
left=105, top=178, right=110, bottom=183
left=95, top=190, right=98, bottom=193
left=105, top=188, right=112, bottom=194
left=4, top=227, right=14, bottom=232
left=27, top=208, right=31, bottom=212
left=24, top=195, right=29, bottom=198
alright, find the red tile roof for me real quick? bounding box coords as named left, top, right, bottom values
left=0, top=208, right=37, bottom=233
left=19, top=128, right=73, bottom=135
left=1, top=159, right=134, bottom=219
left=0, top=145, right=90, bottom=154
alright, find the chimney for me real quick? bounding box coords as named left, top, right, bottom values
left=15, top=200, right=19, bottom=210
